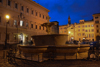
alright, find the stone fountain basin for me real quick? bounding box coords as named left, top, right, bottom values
left=18, top=45, right=90, bottom=54
left=31, top=34, right=68, bottom=46
left=18, top=45, right=90, bottom=60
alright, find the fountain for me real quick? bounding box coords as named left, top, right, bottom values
left=18, top=16, right=90, bottom=61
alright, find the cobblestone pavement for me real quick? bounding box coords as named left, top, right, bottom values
left=0, top=50, right=100, bottom=67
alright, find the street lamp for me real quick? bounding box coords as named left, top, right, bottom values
left=4, top=15, right=10, bottom=49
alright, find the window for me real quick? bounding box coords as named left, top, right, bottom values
left=97, top=30, right=99, bottom=33
left=86, top=34, right=88, bottom=37
left=0, top=0, right=2, bottom=3
left=14, top=20, right=17, bottom=26
left=39, top=14, right=41, bottom=17
left=89, top=29, right=90, bottom=32
left=21, top=6, right=24, bottom=11
left=0, top=33, right=1, bottom=40
left=64, top=27, right=67, bottom=29
left=91, top=25, right=94, bottom=27
left=8, top=0, right=11, bottom=6
left=78, top=26, right=80, bottom=28
left=78, top=33, right=81, bottom=36
left=15, top=3, right=18, bottom=9
left=31, top=24, right=33, bottom=28
left=36, top=25, right=37, bottom=29
left=91, top=29, right=94, bottom=32
left=32, top=10, right=33, bottom=14
left=36, top=12, right=37, bottom=16
left=82, top=33, right=85, bottom=36
left=78, top=29, right=80, bottom=31
left=96, top=25, right=98, bottom=28
left=85, top=30, right=88, bottom=32
left=20, top=20, right=23, bottom=26
left=43, top=15, right=44, bottom=19
left=89, top=34, right=91, bottom=38
left=88, top=25, right=90, bottom=27
left=82, top=29, right=84, bottom=31
left=43, top=27, right=44, bottom=30
left=0, top=16, right=1, bottom=22
left=46, top=17, right=47, bottom=20
left=82, top=25, right=84, bottom=27
left=39, top=26, right=41, bottom=30
left=26, top=23, right=28, bottom=27
left=95, top=21, right=99, bottom=23
left=85, top=25, right=87, bottom=27
left=27, top=8, right=29, bottom=13
left=95, top=17, right=98, bottom=19
left=92, top=34, right=94, bottom=37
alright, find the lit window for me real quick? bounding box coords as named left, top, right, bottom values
left=14, top=20, right=17, bottom=25
left=91, top=25, right=94, bottom=27
left=20, top=20, right=23, bottom=26
left=15, top=3, right=18, bottom=9
left=8, top=0, right=11, bottom=6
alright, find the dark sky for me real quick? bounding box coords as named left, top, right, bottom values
left=33, top=0, right=100, bottom=25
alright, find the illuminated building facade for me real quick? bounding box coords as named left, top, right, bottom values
left=59, top=13, right=100, bottom=41
left=0, top=0, right=49, bottom=44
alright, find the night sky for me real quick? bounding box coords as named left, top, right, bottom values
left=33, top=0, right=100, bottom=25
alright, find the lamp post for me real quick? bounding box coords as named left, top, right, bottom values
left=4, top=15, right=10, bottom=49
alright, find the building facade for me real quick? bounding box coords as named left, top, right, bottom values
left=59, top=14, right=100, bottom=41
left=0, top=0, right=49, bottom=44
